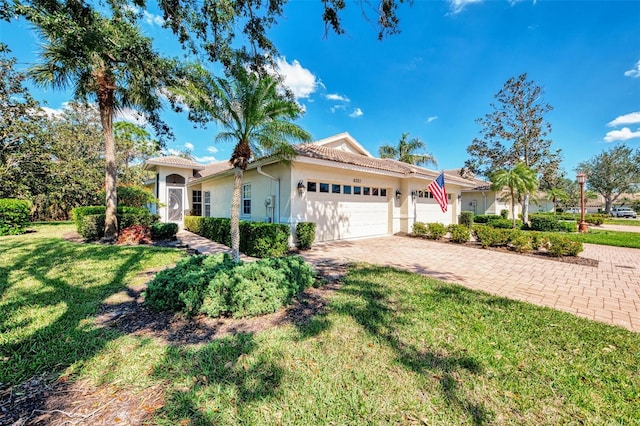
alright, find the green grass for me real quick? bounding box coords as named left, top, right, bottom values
left=2, top=224, right=639, bottom=424
left=605, top=218, right=640, bottom=226
left=565, top=229, right=640, bottom=249
left=0, top=222, right=185, bottom=384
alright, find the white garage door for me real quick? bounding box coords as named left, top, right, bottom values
left=416, top=200, right=452, bottom=225
left=305, top=195, right=390, bottom=242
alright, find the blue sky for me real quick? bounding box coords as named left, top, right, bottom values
left=2, top=0, right=639, bottom=177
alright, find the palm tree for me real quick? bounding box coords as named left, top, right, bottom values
left=23, top=3, right=184, bottom=240
left=378, top=133, right=437, bottom=167
left=490, top=163, right=538, bottom=228
left=546, top=187, right=568, bottom=212
left=176, top=66, right=311, bottom=262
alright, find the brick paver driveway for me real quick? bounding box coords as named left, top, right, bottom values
left=300, top=236, right=640, bottom=332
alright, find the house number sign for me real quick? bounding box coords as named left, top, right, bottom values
left=353, top=178, right=361, bottom=183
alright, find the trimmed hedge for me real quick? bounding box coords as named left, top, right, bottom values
left=151, top=222, right=179, bottom=240
left=473, top=214, right=500, bottom=224
left=413, top=222, right=447, bottom=240
left=145, top=253, right=316, bottom=318
left=459, top=211, right=474, bottom=227
left=473, top=226, right=516, bottom=248
left=0, top=199, right=31, bottom=236
left=296, top=222, right=316, bottom=250
left=185, top=216, right=290, bottom=258
left=448, top=224, right=471, bottom=243
left=487, top=217, right=522, bottom=229
left=71, top=206, right=159, bottom=240
left=544, top=235, right=583, bottom=257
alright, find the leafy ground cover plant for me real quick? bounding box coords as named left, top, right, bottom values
left=117, top=225, right=152, bottom=245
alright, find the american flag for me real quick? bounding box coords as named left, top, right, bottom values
left=427, top=172, right=448, bottom=213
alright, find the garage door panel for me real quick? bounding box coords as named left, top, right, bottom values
left=306, top=196, right=389, bottom=242
left=416, top=202, right=452, bottom=225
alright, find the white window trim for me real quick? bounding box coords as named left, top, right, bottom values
left=242, top=183, right=251, bottom=217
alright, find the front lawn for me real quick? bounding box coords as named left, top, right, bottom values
left=1, top=224, right=638, bottom=424
left=606, top=218, right=640, bottom=226
left=566, top=228, right=640, bottom=249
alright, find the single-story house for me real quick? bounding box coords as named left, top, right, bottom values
left=143, top=132, right=482, bottom=242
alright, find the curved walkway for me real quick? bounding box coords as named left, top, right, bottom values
left=299, top=236, right=640, bottom=333
left=177, top=231, right=640, bottom=333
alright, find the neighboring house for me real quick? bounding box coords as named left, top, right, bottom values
left=144, top=133, right=478, bottom=243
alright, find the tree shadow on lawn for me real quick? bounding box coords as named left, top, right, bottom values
left=0, top=238, right=168, bottom=422
left=331, top=265, right=492, bottom=425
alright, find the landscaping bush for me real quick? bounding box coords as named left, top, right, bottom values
left=585, top=214, right=606, bottom=225
left=296, top=222, right=316, bottom=250
left=0, top=199, right=30, bottom=236
left=412, top=222, right=428, bottom=237
left=72, top=206, right=158, bottom=240
left=80, top=214, right=106, bottom=240
left=146, top=253, right=315, bottom=318
left=200, top=217, right=232, bottom=247
left=151, top=222, right=179, bottom=240
left=117, top=225, right=152, bottom=245
left=473, top=214, right=500, bottom=224
left=459, top=211, right=474, bottom=227
left=448, top=224, right=470, bottom=243
left=500, top=209, right=509, bottom=219
left=529, top=215, right=560, bottom=232
left=426, top=223, right=447, bottom=240
left=473, top=226, right=515, bottom=248
left=98, top=184, right=158, bottom=208
left=488, top=217, right=521, bottom=229
left=184, top=215, right=203, bottom=234
left=239, top=222, right=289, bottom=258
left=544, top=234, right=584, bottom=257
left=558, top=221, right=577, bottom=233
left=510, top=232, right=534, bottom=253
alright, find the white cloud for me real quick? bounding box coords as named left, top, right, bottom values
left=184, top=142, right=194, bottom=151
left=273, top=57, right=318, bottom=100
left=607, top=112, right=640, bottom=127
left=624, top=60, right=640, bottom=78
left=325, top=93, right=350, bottom=102
left=193, top=155, right=217, bottom=163
left=206, top=146, right=219, bottom=154
left=448, top=0, right=483, bottom=14
left=330, top=104, right=347, bottom=113
left=604, top=127, right=640, bottom=143
left=40, top=106, right=65, bottom=118
left=165, top=148, right=181, bottom=156
left=143, top=10, right=164, bottom=26
left=349, top=108, right=364, bottom=118
left=426, top=116, right=438, bottom=123
left=115, top=108, right=148, bottom=126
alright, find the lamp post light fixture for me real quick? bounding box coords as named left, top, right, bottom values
left=577, top=173, right=588, bottom=233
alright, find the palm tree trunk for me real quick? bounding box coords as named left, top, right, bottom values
left=230, top=166, right=243, bottom=262
left=510, top=189, right=516, bottom=229
left=522, top=193, right=530, bottom=224
left=97, top=70, right=118, bottom=241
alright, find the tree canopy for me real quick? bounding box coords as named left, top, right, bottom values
left=577, top=144, right=640, bottom=214
left=465, top=73, right=561, bottom=222
left=490, top=163, right=538, bottom=228
left=378, top=133, right=437, bottom=167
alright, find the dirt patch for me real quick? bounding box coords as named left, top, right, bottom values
left=0, top=260, right=349, bottom=426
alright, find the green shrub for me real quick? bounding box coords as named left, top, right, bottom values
left=412, top=222, right=428, bottom=237
left=558, top=221, right=577, bottom=233
left=98, top=185, right=158, bottom=208
left=585, top=214, right=605, bottom=225
left=80, top=214, right=106, bottom=240
left=473, top=226, right=514, bottom=248
left=510, top=232, right=533, bottom=253
left=500, top=209, right=509, bottom=219
left=184, top=215, right=203, bottom=234
left=448, top=224, right=470, bottom=243
left=544, top=235, right=583, bottom=257
left=200, top=217, right=232, bottom=247
left=473, top=214, right=500, bottom=224
left=239, top=222, right=289, bottom=258
left=426, top=223, right=447, bottom=240
left=296, top=222, right=316, bottom=250
left=147, top=253, right=315, bottom=318
left=529, top=215, right=559, bottom=232
left=488, top=217, right=521, bottom=229
left=0, top=199, right=31, bottom=236
left=459, top=211, right=474, bottom=227
left=151, top=222, right=179, bottom=240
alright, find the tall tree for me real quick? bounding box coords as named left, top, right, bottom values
left=577, top=144, right=640, bottom=214
left=490, top=163, right=538, bottom=228
left=465, top=73, right=561, bottom=223
left=19, top=1, right=186, bottom=240
left=175, top=66, right=311, bottom=261
left=378, top=133, right=437, bottom=167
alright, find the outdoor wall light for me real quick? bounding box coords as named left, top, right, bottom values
left=395, top=189, right=402, bottom=199
left=297, top=180, right=306, bottom=196
left=411, top=190, right=417, bottom=199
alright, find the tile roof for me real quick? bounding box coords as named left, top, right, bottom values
left=195, top=161, right=232, bottom=178
left=145, top=156, right=205, bottom=169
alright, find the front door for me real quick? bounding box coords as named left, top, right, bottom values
left=168, top=187, right=184, bottom=222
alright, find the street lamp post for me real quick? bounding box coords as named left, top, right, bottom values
left=577, top=173, right=588, bottom=233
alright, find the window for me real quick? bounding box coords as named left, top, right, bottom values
left=204, top=191, right=211, bottom=217
left=192, top=190, right=202, bottom=216
left=319, top=183, right=329, bottom=193
left=307, top=182, right=317, bottom=192
left=343, top=185, right=352, bottom=194
left=332, top=184, right=341, bottom=194
left=372, top=188, right=379, bottom=196
left=363, top=187, right=371, bottom=195
left=354, top=186, right=362, bottom=195
left=381, top=188, right=387, bottom=197
left=242, top=184, right=251, bottom=216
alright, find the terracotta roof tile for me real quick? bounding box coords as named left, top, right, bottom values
left=195, top=161, right=233, bottom=178
left=145, top=156, right=205, bottom=169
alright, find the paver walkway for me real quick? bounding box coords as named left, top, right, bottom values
left=177, top=231, right=640, bottom=332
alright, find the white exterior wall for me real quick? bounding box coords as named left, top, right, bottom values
left=154, top=166, right=194, bottom=224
